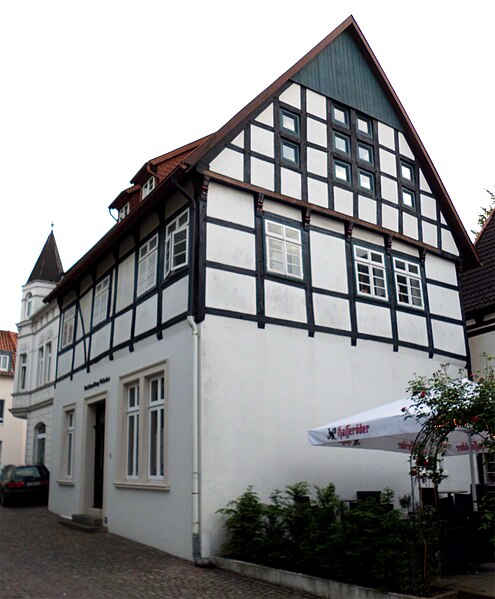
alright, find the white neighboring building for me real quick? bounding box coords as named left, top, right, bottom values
left=45, top=17, right=479, bottom=561
left=0, top=331, right=25, bottom=465
left=11, top=231, right=64, bottom=469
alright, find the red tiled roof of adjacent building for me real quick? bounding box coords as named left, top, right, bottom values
left=0, top=330, right=17, bottom=376
left=461, top=208, right=495, bottom=317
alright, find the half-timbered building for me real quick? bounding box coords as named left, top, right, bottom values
left=45, top=17, right=478, bottom=560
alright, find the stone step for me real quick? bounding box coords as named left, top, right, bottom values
left=58, top=514, right=105, bottom=533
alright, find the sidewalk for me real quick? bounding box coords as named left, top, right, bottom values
left=439, top=563, right=495, bottom=598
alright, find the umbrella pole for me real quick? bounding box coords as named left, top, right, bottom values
left=467, top=431, right=478, bottom=511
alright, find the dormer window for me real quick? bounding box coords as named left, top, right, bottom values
left=118, top=202, right=130, bottom=222
left=0, top=354, right=9, bottom=371
left=142, top=176, right=156, bottom=199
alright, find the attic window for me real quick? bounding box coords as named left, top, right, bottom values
left=357, top=116, right=373, bottom=138
left=281, top=140, right=300, bottom=165
left=400, top=162, right=414, bottom=182
left=118, top=202, right=130, bottom=222
left=281, top=110, right=300, bottom=135
left=332, top=105, right=349, bottom=127
left=402, top=188, right=415, bottom=209
left=142, top=176, right=156, bottom=199
left=358, top=143, right=373, bottom=164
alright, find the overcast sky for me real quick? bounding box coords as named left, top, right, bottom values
left=1, top=1, right=494, bottom=332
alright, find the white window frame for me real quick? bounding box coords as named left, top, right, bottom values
left=125, top=384, right=140, bottom=480
left=165, top=210, right=189, bottom=276
left=393, top=257, right=424, bottom=309
left=44, top=342, right=52, bottom=383
left=34, top=422, right=46, bottom=465
left=92, top=276, right=110, bottom=326
left=265, top=220, right=303, bottom=280
left=142, top=176, right=156, bottom=199
left=0, top=355, right=8, bottom=371
left=64, top=409, right=75, bottom=480
left=118, top=202, right=130, bottom=222
left=354, top=246, right=388, bottom=300
left=26, top=293, right=33, bottom=317
left=148, top=376, right=165, bottom=480
left=137, top=234, right=158, bottom=296
left=37, top=346, right=44, bottom=387
left=118, top=362, right=168, bottom=488
left=19, top=353, right=27, bottom=390
left=61, top=305, right=76, bottom=349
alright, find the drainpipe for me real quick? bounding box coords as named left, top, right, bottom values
left=187, top=315, right=210, bottom=566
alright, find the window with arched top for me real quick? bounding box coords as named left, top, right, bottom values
left=34, top=422, right=46, bottom=465
left=26, top=293, right=33, bottom=317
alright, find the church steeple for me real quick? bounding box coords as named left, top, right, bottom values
left=27, top=231, right=64, bottom=284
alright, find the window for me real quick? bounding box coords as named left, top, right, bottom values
left=334, top=132, right=350, bottom=155
left=148, top=376, right=165, bottom=479
left=393, top=258, right=424, bottom=309
left=359, top=170, right=374, bottom=192
left=357, top=116, right=373, bottom=137
left=332, top=105, right=349, bottom=126
left=334, top=160, right=351, bottom=184
left=92, top=276, right=110, bottom=326
left=0, top=355, right=9, bottom=371
left=402, top=188, right=415, bottom=209
left=37, top=346, right=44, bottom=387
left=265, top=220, right=303, bottom=279
left=126, top=384, right=139, bottom=479
left=165, top=211, right=189, bottom=276
left=44, top=343, right=52, bottom=383
left=118, top=202, right=130, bottom=222
left=26, top=293, right=33, bottom=317
left=34, top=423, right=46, bottom=465
left=137, top=235, right=158, bottom=296
left=61, top=305, right=76, bottom=349
left=119, top=364, right=168, bottom=487
left=281, top=139, right=300, bottom=165
left=280, top=109, right=300, bottom=135
left=358, top=143, right=373, bottom=164
left=400, top=162, right=414, bottom=182
left=65, top=410, right=75, bottom=479
left=19, top=353, right=27, bottom=390
left=354, top=246, right=387, bottom=300
left=0, top=399, right=4, bottom=424
left=142, top=176, right=156, bottom=199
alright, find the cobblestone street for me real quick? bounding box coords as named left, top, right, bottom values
left=0, top=505, right=315, bottom=599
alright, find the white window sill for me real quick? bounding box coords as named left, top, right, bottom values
left=57, top=480, right=75, bottom=486
left=114, top=481, right=170, bottom=492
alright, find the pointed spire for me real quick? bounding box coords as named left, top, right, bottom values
left=27, top=231, right=64, bottom=284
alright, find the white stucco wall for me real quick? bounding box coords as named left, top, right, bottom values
left=49, top=322, right=195, bottom=560
left=198, top=315, right=469, bottom=557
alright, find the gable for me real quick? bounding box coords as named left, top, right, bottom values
left=292, top=29, right=403, bottom=131
left=206, top=81, right=459, bottom=257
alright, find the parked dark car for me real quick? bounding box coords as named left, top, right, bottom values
left=0, top=464, right=49, bottom=506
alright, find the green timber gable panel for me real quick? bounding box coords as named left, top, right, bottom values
left=292, top=30, right=404, bottom=131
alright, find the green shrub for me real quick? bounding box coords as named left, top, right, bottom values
left=218, top=483, right=435, bottom=596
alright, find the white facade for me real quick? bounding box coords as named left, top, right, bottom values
left=0, top=369, right=26, bottom=465
left=46, top=18, right=477, bottom=561
left=12, top=282, right=60, bottom=468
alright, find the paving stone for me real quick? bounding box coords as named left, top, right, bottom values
left=0, top=505, right=315, bottom=599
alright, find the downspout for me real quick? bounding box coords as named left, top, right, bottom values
left=187, top=315, right=210, bottom=566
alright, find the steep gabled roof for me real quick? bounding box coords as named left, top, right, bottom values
left=27, top=231, right=64, bottom=284
left=182, top=15, right=477, bottom=266
left=461, top=208, right=495, bottom=317
left=0, top=330, right=17, bottom=376
left=46, top=16, right=478, bottom=303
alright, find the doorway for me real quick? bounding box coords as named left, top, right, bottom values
left=92, top=401, right=105, bottom=509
